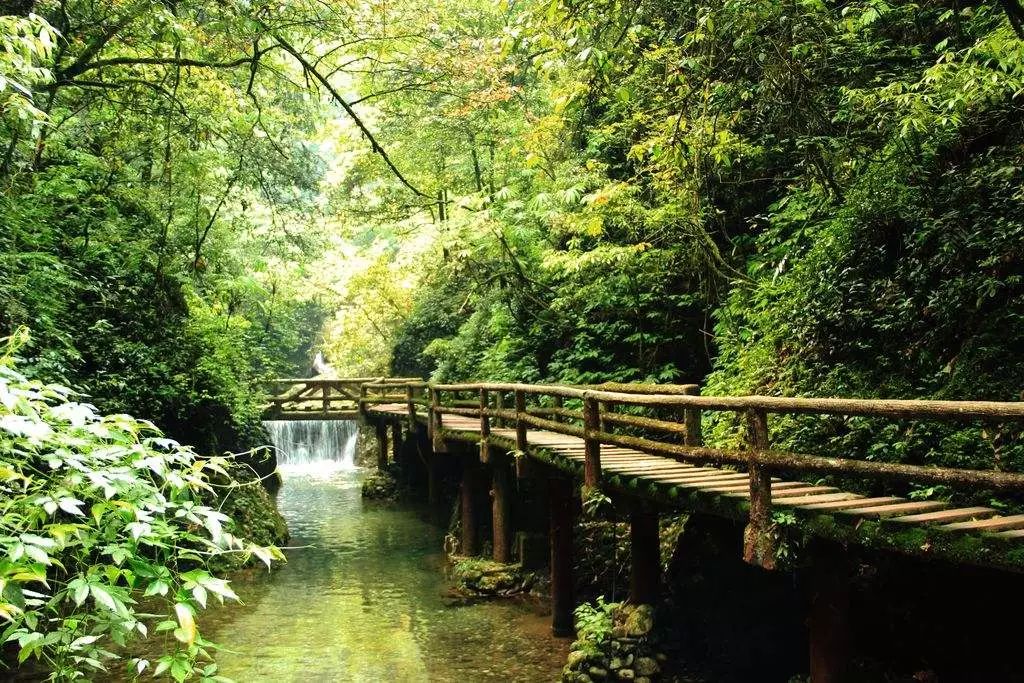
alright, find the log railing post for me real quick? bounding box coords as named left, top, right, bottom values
left=743, top=408, right=776, bottom=569
left=495, top=391, right=505, bottom=428
left=514, top=389, right=528, bottom=452
left=583, top=396, right=602, bottom=487
left=552, top=395, right=564, bottom=424
left=359, top=383, right=369, bottom=419
left=322, top=381, right=330, bottom=414
left=683, top=385, right=703, bottom=446
left=430, top=387, right=445, bottom=452
left=405, top=384, right=416, bottom=429
left=479, top=388, right=491, bottom=462
left=598, top=400, right=614, bottom=432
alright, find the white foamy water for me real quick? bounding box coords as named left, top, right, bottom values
left=263, top=419, right=358, bottom=478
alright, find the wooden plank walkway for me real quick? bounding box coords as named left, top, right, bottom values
left=368, top=404, right=1024, bottom=542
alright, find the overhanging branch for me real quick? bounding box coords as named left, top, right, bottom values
left=270, top=33, right=429, bottom=198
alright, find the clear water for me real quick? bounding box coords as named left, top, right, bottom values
left=200, top=470, right=568, bottom=682
left=178, top=421, right=568, bottom=682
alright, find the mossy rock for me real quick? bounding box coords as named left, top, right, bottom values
left=450, top=556, right=536, bottom=596
left=565, top=601, right=667, bottom=682
left=361, top=470, right=400, bottom=500
left=622, top=605, right=654, bottom=637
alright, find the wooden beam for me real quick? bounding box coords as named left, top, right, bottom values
left=808, top=543, right=851, bottom=683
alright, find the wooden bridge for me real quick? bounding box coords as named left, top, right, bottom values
left=265, top=377, right=1024, bottom=680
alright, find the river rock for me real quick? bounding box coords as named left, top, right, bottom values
left=588, top=666, right=608, bottom=679
left=634, top=657, right=659, bottom=677
left=617, top=669, right=635, bottom=681
left=566, top=650, right=590, bottom=669
left=609, top=657, right=623, bottom=670
left=623, top=605, right=654, bottom=637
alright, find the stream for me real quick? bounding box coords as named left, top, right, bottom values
left=193, top=421, right=568, bottom=681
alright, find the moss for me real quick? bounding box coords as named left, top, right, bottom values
left=449, top=556, right=537, bottom=596
left=361, top=469, right=400, bottom=500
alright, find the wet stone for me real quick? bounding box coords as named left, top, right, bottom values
left=617, top=669, right=635, bottom=681
left=635, top=657, right=659, bottom=677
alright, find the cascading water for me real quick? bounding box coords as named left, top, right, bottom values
left=263, top=419, right=358, bottom=476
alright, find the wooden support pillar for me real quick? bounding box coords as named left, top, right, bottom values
left=582, top=397, right=602, bottom=487
left=427, top=452, right=440, bottom=506
left=491, top=455, right=512, bottom=563
left=743, top=408, right=776, bottom=569
left=629, top=503, right=660, bottom=605
left=375, top=420, right=388, bottom=471
left=514, top=389, right=528, bottom=452
left=552, top=395, right=564, bottom=423
left=460, top=455, right=479, bottom=556
left=391, top=421, right=403, bottom=464
left=549, top=476, right=575, bottom=637
left=322, top=381, right=330, bottom=414
left=808, top=543, right=851, bottom=683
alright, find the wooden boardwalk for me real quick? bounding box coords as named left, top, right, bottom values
left=269, top=377, right=1024, bottom=677
left=264, top=378, right=1024, bottom=570
left=370, top=405, right=1024, bottom=542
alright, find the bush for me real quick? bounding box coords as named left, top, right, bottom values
left=0, top=332, right=283, bottom=681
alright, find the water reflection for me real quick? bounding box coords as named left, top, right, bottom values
left=200, top=471, right=568, bottom=682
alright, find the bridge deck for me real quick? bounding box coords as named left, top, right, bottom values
left=368, top=403, right=1024, bottom=567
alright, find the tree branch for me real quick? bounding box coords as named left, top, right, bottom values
left=270, top=32, right=429, bottom=197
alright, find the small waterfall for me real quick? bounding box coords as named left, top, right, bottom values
left=263, top=419, right=358, bottom=476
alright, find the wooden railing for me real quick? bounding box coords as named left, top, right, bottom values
left=265, top=377, right=424, bottom=417
left=269, top=377, right=1024, bottom=556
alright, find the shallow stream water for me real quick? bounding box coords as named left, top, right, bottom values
left=200, top=469, right=568, bottom=682
left=191, top=420, right=569, bottom=682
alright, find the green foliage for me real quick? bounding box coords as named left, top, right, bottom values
left=323, top=0, right=1024, bottom=500
left=572, top=596, right=617, bottom=647
left=0, top=13, right=55, bottom=126
left=0, top=333, right=283, bottom=681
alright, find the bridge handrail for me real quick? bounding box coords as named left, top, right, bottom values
left=431, top=382, right=1024, bottom=421
left=267, top=375, right=1024, bottom=491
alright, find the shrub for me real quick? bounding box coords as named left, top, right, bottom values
left=0, top=331, right=283, bottom=681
